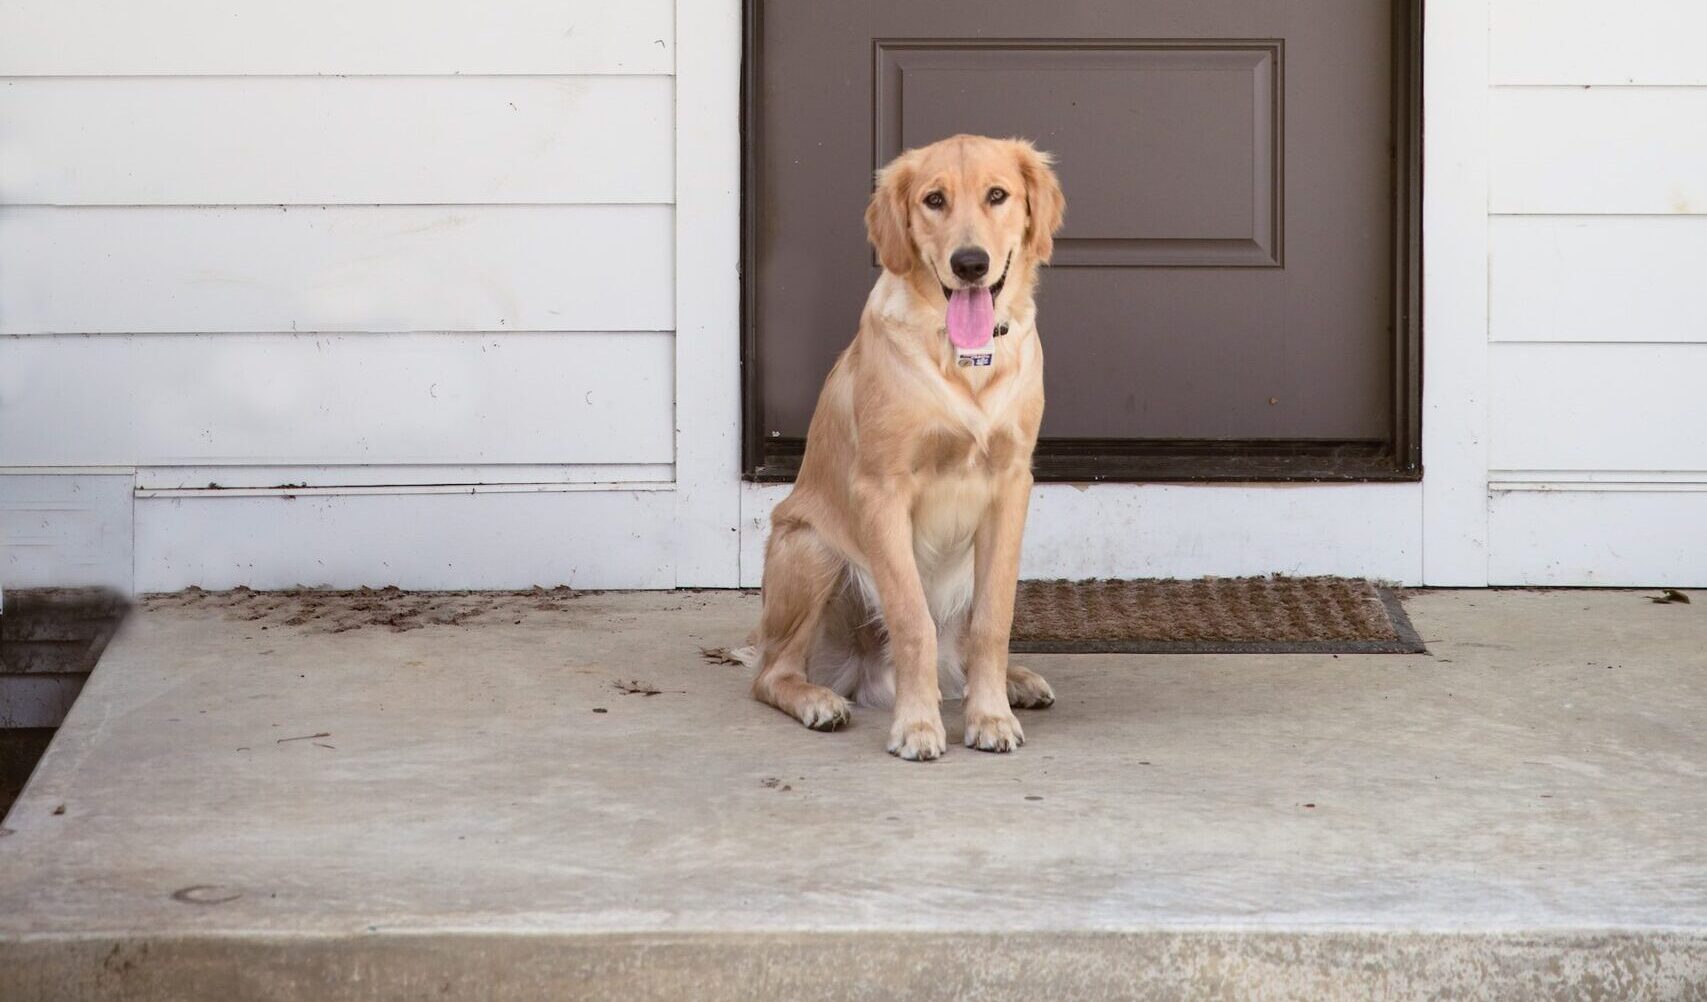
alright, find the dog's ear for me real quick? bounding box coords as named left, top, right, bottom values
left=866, top=154, right=916, bottom=275
left=1013, top=141, right=1065, bottom=264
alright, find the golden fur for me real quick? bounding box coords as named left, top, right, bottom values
left=745, top=135, right=1066, bottom=760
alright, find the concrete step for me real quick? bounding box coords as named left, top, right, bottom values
left=2, top=589, right=1704, bottom=1000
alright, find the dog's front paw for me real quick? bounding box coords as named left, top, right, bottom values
left=965, top=708, right=1025, bottom=753
left=1006, top=665, right=1055, bottom=709
left=795, top=689, right=852, bottom=731
left=887, top=714, right=948, bottom=761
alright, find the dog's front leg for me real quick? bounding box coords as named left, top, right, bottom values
left=964, top=471, right=1034, bottom=752
left=854, top=479, right=946, bottom=761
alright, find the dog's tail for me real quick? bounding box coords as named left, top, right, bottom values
left=729, top=644, right=761, bottom=669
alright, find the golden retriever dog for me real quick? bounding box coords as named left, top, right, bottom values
left=743, top=134, right=1065, bottom=761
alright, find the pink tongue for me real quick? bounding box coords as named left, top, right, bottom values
left=946, top=287, right=993, bottom=349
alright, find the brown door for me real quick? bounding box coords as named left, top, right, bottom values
left=744, top=1, right=1420, bottom=482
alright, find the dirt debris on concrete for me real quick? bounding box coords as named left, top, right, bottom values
left=611, top=679, right=683, bottom=697
left=139, top=586, right=586, bottom=634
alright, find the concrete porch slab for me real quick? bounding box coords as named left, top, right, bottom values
left=2, top=589, right=1705, bottom=999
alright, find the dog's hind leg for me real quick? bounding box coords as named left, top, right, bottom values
left=1005, top=664, right=1055, bottom=708
left=751, top=519, right=852, bottom=731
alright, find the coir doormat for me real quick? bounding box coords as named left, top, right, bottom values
left=1010, top=577, right=1425, bottom=654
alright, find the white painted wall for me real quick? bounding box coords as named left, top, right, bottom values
left=2, top=0, right=1699, bottom=591
left=0, top=0, right=742, bottom=590
left=1485, top=0, right=1707, bottom=585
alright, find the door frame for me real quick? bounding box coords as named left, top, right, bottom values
left=739, top=0, right=1423, bottom=484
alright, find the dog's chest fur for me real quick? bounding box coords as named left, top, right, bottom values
left=906, top=340, right=1037, bottom=620
left=860, top=273, right=1042, bottom=604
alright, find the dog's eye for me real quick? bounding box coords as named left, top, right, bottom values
left=923, top=191, right=946, bottom=210
left=987, top=187, right=1009, bottom=205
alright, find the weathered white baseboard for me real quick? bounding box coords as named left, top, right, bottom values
left=740, top=482, right=1424, bottom=588
left=10, top=473, right=1697, bottom=591
left=1489, top=489, right=1707, bottom=587
left=133, top=488, right=681, bottom=591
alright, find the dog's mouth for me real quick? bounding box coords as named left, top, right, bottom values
left=940, top=252, right=1011, bottom=350
left=938, top=251, right=1011, bottom=304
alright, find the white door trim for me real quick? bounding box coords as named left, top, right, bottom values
left=672, top=0, right=744, bottom=587
left=1420, top=0, right=1493, bottom=585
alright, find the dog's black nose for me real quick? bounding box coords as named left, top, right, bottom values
left=949, top=247, right=990, bottom=283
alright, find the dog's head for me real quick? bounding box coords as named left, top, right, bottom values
left=865, top=135, right=1065, bottom=301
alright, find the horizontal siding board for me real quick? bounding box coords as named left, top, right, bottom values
left=1489, top=343, right=1707, bottom=471
left=133, top=465, right=672, bottom=491
left=1491, top=216, right=1707, bottom=343
left=1490, top=490, right=1707, bottom=586
left=0, top=0, right=674, bottom=76
left=0, top=76, right=673, bottom=206
left=1491, top=88, right=1707, bottom=215
left=0, top=333, right=675, bottom=467
left=134, top=489, right=679, bottom=590
left=1493, top=0, right=1707, bottom=85
left=0, top=205, right=673, bottom=334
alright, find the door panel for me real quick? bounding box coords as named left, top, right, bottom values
left=879, top=42, right=1279, bottom=268
left=746, top=1, right=1418, bottom=479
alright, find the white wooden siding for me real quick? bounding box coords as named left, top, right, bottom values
left=0, top=76, right=673, bottom=206
left=1492, top=0, right=1707, bottom=85
left=0, top=0, right=702, bottom=590
left=0, top=0, right=674, bottom=76
left=1489, top=343, right=1707, bottom=473
left=1491, top=87, right=1707, bottom=215
left=1486, top=0, right=1707, bottom=585
left=1490, top=491, right=1707, bottom=586
left=1491, top=217, right=1707, bottom=343
left=0, top=333, right=675, bottom=467
left=0, top=206, right=673, bottom=334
